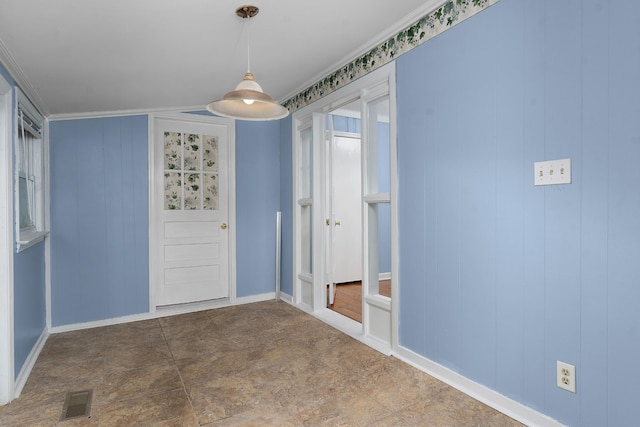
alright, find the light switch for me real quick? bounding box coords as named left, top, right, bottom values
left=534, top=158, right=571, bottom=186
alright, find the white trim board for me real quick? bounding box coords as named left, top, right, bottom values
left=0, top=39, right=47, bottom=116
left=313, top=308, right=392, bottom=356
left=277, top=291, right=293, bottom=305
left=394, top=346, right=566, bottom=427
left=0, top=71, right=15, bottom=405
left=13, top=328, right=48, bottom=399
left=50, top=293, right=276, bottom=334
left=47, top=106, right=211, bottom=122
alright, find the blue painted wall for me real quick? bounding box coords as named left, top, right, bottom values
left=13, top=244, right=46, bottom=377
left=331, top=115, right=360, bottom=134
left=49, top=116, right=149, bottom=326
left=235, top=120, right=281, bottom=297
left=48, top=113, right=283, bottom=324
left=2, top=62, right=48, bottom=379
left=279, top=115, right=293, bottom=296
left=396, top=0, right=640, bottom=425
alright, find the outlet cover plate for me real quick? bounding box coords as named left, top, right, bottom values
left=535, top=158, right=571, bottom=186
left=557, top=361, right=576, bottom=393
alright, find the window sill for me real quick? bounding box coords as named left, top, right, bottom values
left=16, top=231, right=48, bottom=253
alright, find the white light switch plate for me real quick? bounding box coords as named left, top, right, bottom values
left=534, top=158, right=571, bottom=186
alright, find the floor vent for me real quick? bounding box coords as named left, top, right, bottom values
left=60, top=389, right=93, bottom=421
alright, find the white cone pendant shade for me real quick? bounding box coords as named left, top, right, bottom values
left=206, top=6, right=289, bottom=121
left=207, top=72, right=289, bottom=121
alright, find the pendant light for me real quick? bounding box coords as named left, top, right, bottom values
left=206, top=5, right=289, bottom=121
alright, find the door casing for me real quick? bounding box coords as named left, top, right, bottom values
left=291, top=63, right=398, bottom=354
left=0, top=69, right=15, bottom=405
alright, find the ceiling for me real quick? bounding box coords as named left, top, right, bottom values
left=0, top=0, right=435, bottom=118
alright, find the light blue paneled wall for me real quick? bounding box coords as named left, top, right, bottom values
left=13, top=244, right=46, bottom=377
left=396, top=0, right=640, bottom=425
left=48, top=113, right=283, bottom=326
left=2, top=61, right=47, bottom=379
left=49, top=116, right=149, bottom=326
left=331, top=115, right=360, bottom=134
left=279, top=116, right=293, bottom=296
left=235, top=120, right=281, bottom=297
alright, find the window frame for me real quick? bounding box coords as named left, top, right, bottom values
left=14, top=89, right=47, bottom=252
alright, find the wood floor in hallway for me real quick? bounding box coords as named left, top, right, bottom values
left=329, top=280, right=391, bottom=323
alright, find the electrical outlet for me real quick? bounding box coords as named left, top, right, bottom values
left=557, top=361, right=576, bottom=393
left=534, top=158, right=571, bottom=186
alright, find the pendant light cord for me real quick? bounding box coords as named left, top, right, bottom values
left=246, top=19, right=251, bottom=73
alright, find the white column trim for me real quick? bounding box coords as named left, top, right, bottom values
left=0, top=73, right=15, bottom=405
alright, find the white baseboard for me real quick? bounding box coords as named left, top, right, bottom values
left=393, top=346, right=565, bottom=427
left=50, top=293, right=277, bottom=334
left=14, top=328, right=48, bottom=398
left=277, top=291, right=293, bottom=304
left=234, top=292, right=276, bottom=305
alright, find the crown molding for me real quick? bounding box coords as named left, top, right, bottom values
left=47, top=105, right=211, bottom=121
left=0, top=38, right=48, bottom=116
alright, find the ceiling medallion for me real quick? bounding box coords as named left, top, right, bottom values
left=235, top=5, right=259, bottom=19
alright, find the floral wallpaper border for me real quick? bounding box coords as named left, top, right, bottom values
left=282, top=0, right=500, bottom=113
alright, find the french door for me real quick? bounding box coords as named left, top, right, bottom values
left=292, top=63, right=397, bottom=352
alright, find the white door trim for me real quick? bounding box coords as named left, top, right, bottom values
left=148, top=112, right=236, bottom=311
left=291, top=63, right=399, bottom=353
left=0, top=73, right=15, bottom=404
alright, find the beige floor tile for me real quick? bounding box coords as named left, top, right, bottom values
left=101, top=362, right=182, bottom=405
left=210, top=403, right=303, bottom=426
left=158, top=310, right=215, bottom=341
left=104, top=320, right=166, bottom=348
left=24, top=355, right=105, bottom=393
left=99, top=388, right=192, bottom=427
left=175, top=349, right=252, bottom=387
left=103, top=341, right=172, bottom=373
left=0, top=386, right=69, bottom=425
left=166, top=331, right=234, bottom=360
left=0, top=299, right=524, bottom=427
left=39, top=327, right=106, bottom=358
left=187, top=375, right=277, bottom=425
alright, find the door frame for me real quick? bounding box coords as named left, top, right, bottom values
left=148, top=112, right=236, bottom=311
left=0, top=73, right=15, bottom=404
left=291, top=63, right=398, bottom=354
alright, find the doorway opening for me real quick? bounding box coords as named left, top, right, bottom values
left=324, top=101, right=392, bottom=324
left=292, top=63, right=397, bottom=353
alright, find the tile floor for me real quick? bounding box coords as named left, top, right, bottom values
left=0, top=300, right=524, bottom=426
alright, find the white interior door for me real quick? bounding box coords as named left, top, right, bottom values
left=332, top=135, right=362, bottom=284
left=152, top=115, right=231, bottom=306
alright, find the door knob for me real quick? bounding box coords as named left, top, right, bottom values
left=326, top=218, right=330, bottom=226
left=334, top=220, right=341, bottom=226
left=220, top=223, right=227, bottom=230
